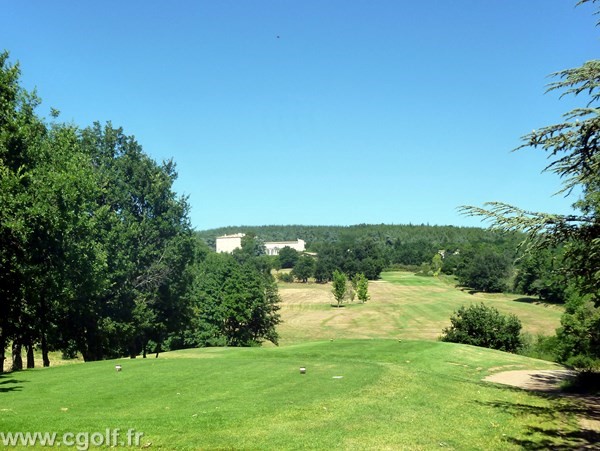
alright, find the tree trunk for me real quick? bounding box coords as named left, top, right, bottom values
left=39, top=298, right=50, bottom=367
left=129, top=339, right=138, bottom=359
left=11, top=341, right=23, bottom=371
left=26, top=341, right=35, bottom=369
left=155, top=341, right=161, bottom=358
left=0, top=334, right=5, bottom=374
left=41, top=334, right=50, bottom=367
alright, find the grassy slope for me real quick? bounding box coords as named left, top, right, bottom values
left=1, top=272, right=576, bottom=449
left=276, top=271, right=563, bottom=345
left=0, top=340, right=579, bottom=450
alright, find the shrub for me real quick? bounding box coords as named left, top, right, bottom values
left=518, top=333, right=560, bottom=362
left=556, top=298, right=600, bottom=371
left=441, top=303, right=522, bottom=353
left=277, top=272, right=294, bottom=283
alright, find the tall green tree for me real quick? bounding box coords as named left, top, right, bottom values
left=188, top=253, right=280, bottom=347
left=455, top=250, right=511, bottom=293
left=0, top=53, right=106, bottom=369
left=291, top=255, right=315, bottom=283
left=462, top=0, right=600, bottom=368
left=277, top=246, right=299, bottom=269
left=75, top=122, right=195, bottom=360
left=355, top=273, right=370, bottom=303
left=331, top=270, right=347, bottom=308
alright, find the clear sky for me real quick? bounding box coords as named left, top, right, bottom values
left=2, top=1, right=598, bottom=230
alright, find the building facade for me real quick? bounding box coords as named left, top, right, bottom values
left=215, top=233, right=305, bottom=255
left=264, top=239, right=305, bottom=256
left=215, top=233, right=245, bottom=253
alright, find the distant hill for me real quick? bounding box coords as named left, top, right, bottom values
left=196, top=224, right=521, bottom=260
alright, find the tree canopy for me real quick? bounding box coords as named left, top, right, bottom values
left=0, top=51, right=281, bottom=371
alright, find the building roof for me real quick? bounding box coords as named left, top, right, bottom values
left=217, top=233, right=246, bottom=239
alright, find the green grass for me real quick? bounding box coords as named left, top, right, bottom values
left=0, top=340, right=582, bottom=450
left=1, top=272, right=580, bottom=449
left=276, top=271, right=563, bottom=345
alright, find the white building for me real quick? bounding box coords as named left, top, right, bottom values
left=215, top=233, right=305, bottom=255
left=215, top=233, right=245, bottom=253
left=264, top=239, right=305, bottom=256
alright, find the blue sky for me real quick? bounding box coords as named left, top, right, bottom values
left=2, top=1, right=597, bottom=230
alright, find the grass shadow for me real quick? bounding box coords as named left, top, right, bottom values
left=476, top=386, right=600, bottom=449
left=0, top=375, right=25, bottom=393
left=513, top=296, right=564, bottom=306
left=455, top=286, right=486, bottom=295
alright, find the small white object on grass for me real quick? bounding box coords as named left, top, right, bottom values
left=332, top=376, right=343, bottom=379
left=299, top=367, right=306, bottom=374
left=115, top=365, right=122, bottom=372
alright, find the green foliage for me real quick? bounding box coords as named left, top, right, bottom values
left=456, top=250, right=511, bottom=293
left=441, top=303, right=523, bottom=353
left=519, top=333, right=560, bottom=362
left=0, top=51, right=203, bottom=367
left=277, top=271, right=295, bottom=283
left=238, top=233, right=266, bottom=257
left=331, top=270, right=347, bottom=307
left=277, top=246, right=299, bottom=269
left=313, top=238, right=386, bottom=280
left=513, top=247, right=567, bottom=302
left=431, top=253, right=443, bottom=277
left=556, top=298, right=600, bottom=371
left=461, top=2, right=600, bottom=367
left=291, top=255, right=315, bottom=282
left=186, top=253, right=281, bottom=347
left=197, top=224, right=522, bottom=273
left=355, top=273, right=370, bottom=303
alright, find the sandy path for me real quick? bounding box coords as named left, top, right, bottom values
left=485, top=369, right=600, bottom=436
left=484, top=369, right=577, bottom=392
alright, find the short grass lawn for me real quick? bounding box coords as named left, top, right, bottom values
left=0, top=340, right=581, bottom=450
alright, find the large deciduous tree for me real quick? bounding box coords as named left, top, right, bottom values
left=187, top=253, right=281, bottom=347
left=0, top=51, right=196, bottom=366
left=75, top=122, right=195, bottom=360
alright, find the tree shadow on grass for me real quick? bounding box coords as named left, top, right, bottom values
left=0, top=374, right=25, bottom=393
left=476, top=389, right=600, bottom=449
left=512, top=296, right=564, bottom=306
left=457, top=286, right=489, bottom=296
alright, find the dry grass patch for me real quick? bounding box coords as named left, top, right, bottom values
left=276, top=272, right=563, bottom=345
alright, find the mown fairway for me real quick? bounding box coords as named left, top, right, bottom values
left=276, top=271, right=563, bottom=345
left=0, top=340, right=582, bottom=450
left=2, top=272, right=579, bottom=450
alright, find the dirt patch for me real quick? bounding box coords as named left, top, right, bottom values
left=485, top=370, right=600, bottom=436
left=485, top=369, right=576, bottom=392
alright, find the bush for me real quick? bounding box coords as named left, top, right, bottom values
left=556, top=298, right=600, bottom=371
left=518, top=333, right=560, bottom=362
left=277, top=272, right=294, bottom=283
left=441, top=303, right=522, bottom=353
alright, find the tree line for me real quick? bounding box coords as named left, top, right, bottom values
left=212, top=224, right=562, bottom=301
left=0, top=52, right=280, bottom=372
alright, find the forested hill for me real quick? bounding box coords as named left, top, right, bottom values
left=197, top=224, right=521, bottom=254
